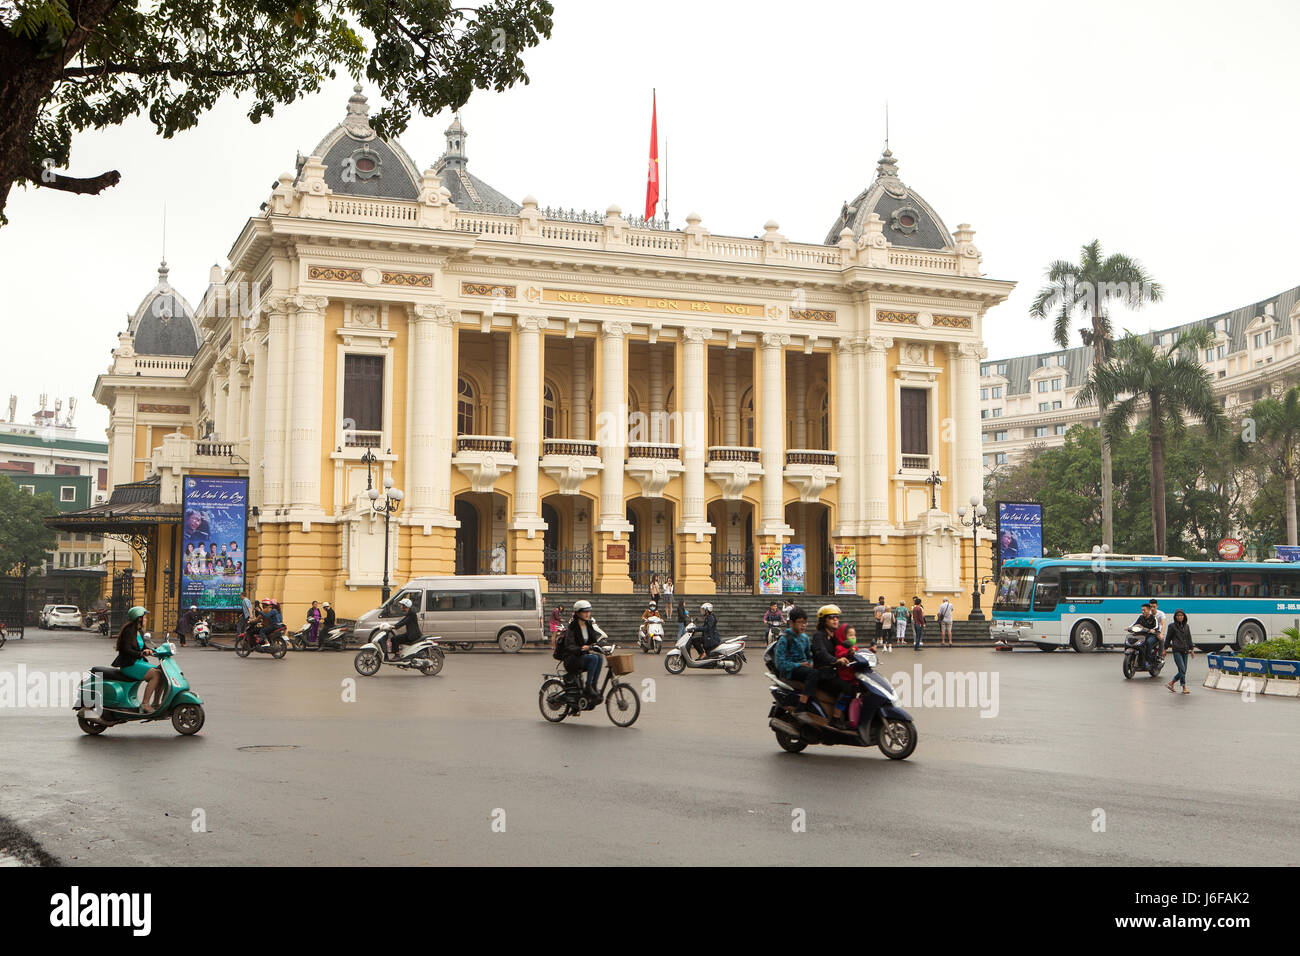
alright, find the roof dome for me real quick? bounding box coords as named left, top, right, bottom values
left=303, top=85, right=422, bottom=201
left=433, top=113, right=519, bottom=215
left=824, top=147, right=954, bottom=250
left=128, top=260, right=200, bottom=356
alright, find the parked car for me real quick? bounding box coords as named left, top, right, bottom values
left=352, top=575, right=545, bottom=653
left=46, top=606, right=83, bottom=629
left=39, top=604, right=58, bottom=628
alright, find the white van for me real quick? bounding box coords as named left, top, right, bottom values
left=352, top=575, right=545, bottom=653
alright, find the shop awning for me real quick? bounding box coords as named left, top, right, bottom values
left=44, top=475, right=180, bottom=534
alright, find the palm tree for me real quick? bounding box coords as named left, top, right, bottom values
left=1078, top=329, right=1225, bottom=555
left=1248, top=387, right=1300, bottom=545
left=1029, top=240, right=1163, bottom=548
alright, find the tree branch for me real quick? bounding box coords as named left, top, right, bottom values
left=28, top=162, right=121, bottom=195
left=62, top=62, right=271, bottom=79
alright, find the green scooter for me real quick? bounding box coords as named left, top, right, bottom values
left=73, top=637, right=206, bottom=736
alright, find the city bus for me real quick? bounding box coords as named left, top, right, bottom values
left=990, top=555, right=1300, bottom=652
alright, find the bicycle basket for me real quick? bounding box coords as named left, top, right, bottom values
left=608, top=653, right=635, bottom=676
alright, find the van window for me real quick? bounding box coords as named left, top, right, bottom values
left=476, top=591, right=503, bottom=610
left=383, top=590, right=422, bottom=616
left=428, top=591, right=473, bottom=611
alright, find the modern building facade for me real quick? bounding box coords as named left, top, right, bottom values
left=76, top=88, right=1014, bottom=625
left=981, top=285, right=1300, bottom=471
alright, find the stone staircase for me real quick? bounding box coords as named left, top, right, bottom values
left=546, top=593, right=992, bottom=647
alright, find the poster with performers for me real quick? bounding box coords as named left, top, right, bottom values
left=758, top=544, right=783, bottom=595
left=181, top=476, right=248, bottom=609
left=781, top=545, right=806, bottom=593
left=833, top=544, right=857, bottom=596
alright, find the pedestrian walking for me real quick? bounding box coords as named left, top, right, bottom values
left=307, top=601, right=322, bottom=646
left=937, top=596, right=954, bottom=646
left=1165, top=609, right=1195, bottom=694
left=910, top=596, right=926, bottom=650
left=894, top=599, right=908, bottom=647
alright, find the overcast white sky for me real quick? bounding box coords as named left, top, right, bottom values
left=2, top=0, right=1297, bottom=439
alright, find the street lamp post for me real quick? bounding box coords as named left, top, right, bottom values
left=957, top=494, right=988, bottom=621
left=366, top=472, right=403, bottom=603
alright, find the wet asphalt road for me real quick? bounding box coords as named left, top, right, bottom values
left=1, top=629, right=1296, bottom=866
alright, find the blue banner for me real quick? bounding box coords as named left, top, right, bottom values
left=781, top=545, right=806, bottom=593
left=996, top=501, right=1043, bottom=566
left=181, top=476, right=248, bottom=609
left=1274, top=546, right=1300, bottom=563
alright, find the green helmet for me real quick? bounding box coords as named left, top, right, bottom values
left=127, top=606, right=148, bottom=621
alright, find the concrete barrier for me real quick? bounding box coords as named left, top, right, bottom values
left=1205, top=653, right=1299, bottom=699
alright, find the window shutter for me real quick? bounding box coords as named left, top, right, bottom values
left=343, top=355, right=384, bottom=432
left=900, top=388, right=928, bottom=455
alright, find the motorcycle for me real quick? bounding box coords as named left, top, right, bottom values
left=193, top=617, right=212, bottom=647
left=353, top=622, right=444, bottom=676
left=235, top=623, right=288, bottom=659
left=637, top=615, right=664, bottom=655
left=73, top=637, right=206, bottom=736
left=98, top=615, right=109, bottom=636
left=0, top=623, right=6, bottom=649
left=764, top=643, right=917, bottom=759
left=1123, top=623, right=1166, bottom=680
left=292, top=622, right=348, bottom=651
left=538, top=637, right=640, bottom=726
left=664, top=622, right=746, bottom=675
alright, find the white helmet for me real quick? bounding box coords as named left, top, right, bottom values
left=398, top=598, right=413, bottom=609
left=701, top=602, right=713, bottom=613
left=573, top=600, right=592, bottom=612
left=648, top=601, right=657, bottom=609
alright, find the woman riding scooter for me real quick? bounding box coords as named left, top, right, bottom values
left=113, top=606, right=166, bottom=712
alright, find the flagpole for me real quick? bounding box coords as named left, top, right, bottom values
left=663, top=136, right=669, bottom=229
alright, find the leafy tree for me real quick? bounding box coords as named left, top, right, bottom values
left=1242, top=387, right=1300, bottom=546
left=0, top=475, right=58, bottom=574
left=0, top=0, right=554, bottom=224
left=1077, top=329, right=1225, bottom=555
left=1028, top=239, right=1162, bottom=549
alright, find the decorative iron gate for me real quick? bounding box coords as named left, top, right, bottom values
left=628, top=548, right=673, bottom=591
left=110, top=568, right=136, bottom=638
left=0, top=576, right=27, bottom=636
left=711, top=550, right=753, bottom=594
left=544, top=545, right=592, bottom=592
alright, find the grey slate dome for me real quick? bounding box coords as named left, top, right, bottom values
left=433, top=114, right=520, bottom=215
left=824, top=147, right=954, bottom=251
left=128, top=260, right=200, bottom=356
left=303, top=85, right=422, bottom=201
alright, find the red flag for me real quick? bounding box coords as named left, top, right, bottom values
left=645, top=92, right=659, bottom=221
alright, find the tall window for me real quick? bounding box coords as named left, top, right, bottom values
left=820, top=393, right=829, bottom=449
left=458, top=377, right=476, bottom=435
left=343, top=355, right=384, bottom=445
left=543, top=382, right=557, bottom=440
left=900, top=388, right=928, bottom=457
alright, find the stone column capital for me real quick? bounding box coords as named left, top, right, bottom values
left=863, top=335, right=894, bottom=353
left=288, top=293, right=329, bottom=314
left=600, top=321, right=633, bottom=339
left=410, top=301, right=455, bottom=326
left=954, top=342, right=988, bottom=360
left=760, top=332, right=790, bottom=350
left=681, top=326, right=710, bottom=345
left=518, top=313, right=550, bottom=333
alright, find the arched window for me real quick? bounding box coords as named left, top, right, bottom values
left=543, top=382, right=558, bottom=440
left=458, top=377, right=476, bottom=435
left=821, top=392, right=830, bottom=449
left=740, top=387, right=755, bottom=447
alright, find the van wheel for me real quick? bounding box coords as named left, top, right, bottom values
left=497, top=629, right=524, bottom=654
left=1071, top=621, right=1101, bottom=653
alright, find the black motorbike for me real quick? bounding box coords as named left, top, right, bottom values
left=235, top=623, right=288, bottom=659
left=1123, top=624, right=1166, bottom=679
left=291, top=622, right=349, bottom=651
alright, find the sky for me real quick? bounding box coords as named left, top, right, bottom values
left=2, top=0, right=1298, bottom=439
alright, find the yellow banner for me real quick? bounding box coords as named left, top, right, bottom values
left=541, top=287, right=763, bottom=318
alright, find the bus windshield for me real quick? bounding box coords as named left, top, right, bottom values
left=993, top=568, right=1036, bottom=613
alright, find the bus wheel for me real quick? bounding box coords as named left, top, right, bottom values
left=1070, top=621, right=1101, bottom=654
left=1234, top=621, right=1265, bottom=653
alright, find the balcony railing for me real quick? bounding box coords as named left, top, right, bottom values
left=344, top=430, right=383, bottom=449
left=194, top=441, right=237, bottom=458
left=708, top=446, right=761, bottom=464
left=627, top=442, right=682, bottom=461
left=899, top=454, right=931, bottom=471
left=543, top=439, right=600, bottom=457
left=785, top=450, right=837, bottom=467
left=457, top=435, right=514, bottom=454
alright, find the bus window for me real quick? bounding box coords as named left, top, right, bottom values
left=993, top=568, right=1035, bottom=613
left=1226, top=573, right=1264, bottom=597
left=1060, top=570, right=1100, bottom=597
left=1185, top=571, right=1224, bottom=597
left=1146, top=570, right=1181, bottom=597
left=1102, top=571, right=1144, bottom=596
left=1268, top=570, right=1300, bottom=597
left=1032, top=568, right=1060, bottom=611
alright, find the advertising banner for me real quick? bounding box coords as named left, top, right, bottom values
left=1216, top=537, right=1245, bottom=561
left=1274, top=546, right=1300, bottom=563
left=781, top=544, right=806, bottom=594
left=758, top=544, right=782, bottom=595
left=181, top=476, right=248, bottom=609
left=995, top=502, right=1043, bottom=568
left=833, top=544, right=857, bottom=596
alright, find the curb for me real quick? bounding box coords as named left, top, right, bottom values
left=1203, top=670, right=1300, bottom=699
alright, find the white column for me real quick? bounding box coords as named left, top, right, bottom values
left=950, top=342, right=985, bottom=513
left=248, top=342, right=268, bottom=508
left=723, top=349, right=738, bottom=446
left=289, top=295, right=327, bottom=516
left=572, top=339, right=588, bottom=439
left=649, top=344, right=664, bottom=442
left=862, top=335, right=892, bottom=527
left=792, top=352, right=808, bottom=448
left=407, top=304, right=440, bottom=523
left=262, top=297, right=291, bottom=507
left=757, top=333, right=793, bottom=538
left=225, top=367, right=242, bottom=442
left=679, top=328, right=712, bottom=536
left=834, top=338, right=858, bottom=535
left=595, top=322, right=634, bottom=535
left=511, top=315, right=548, bottom=535
left=492, top=333, right=508, bottom=437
